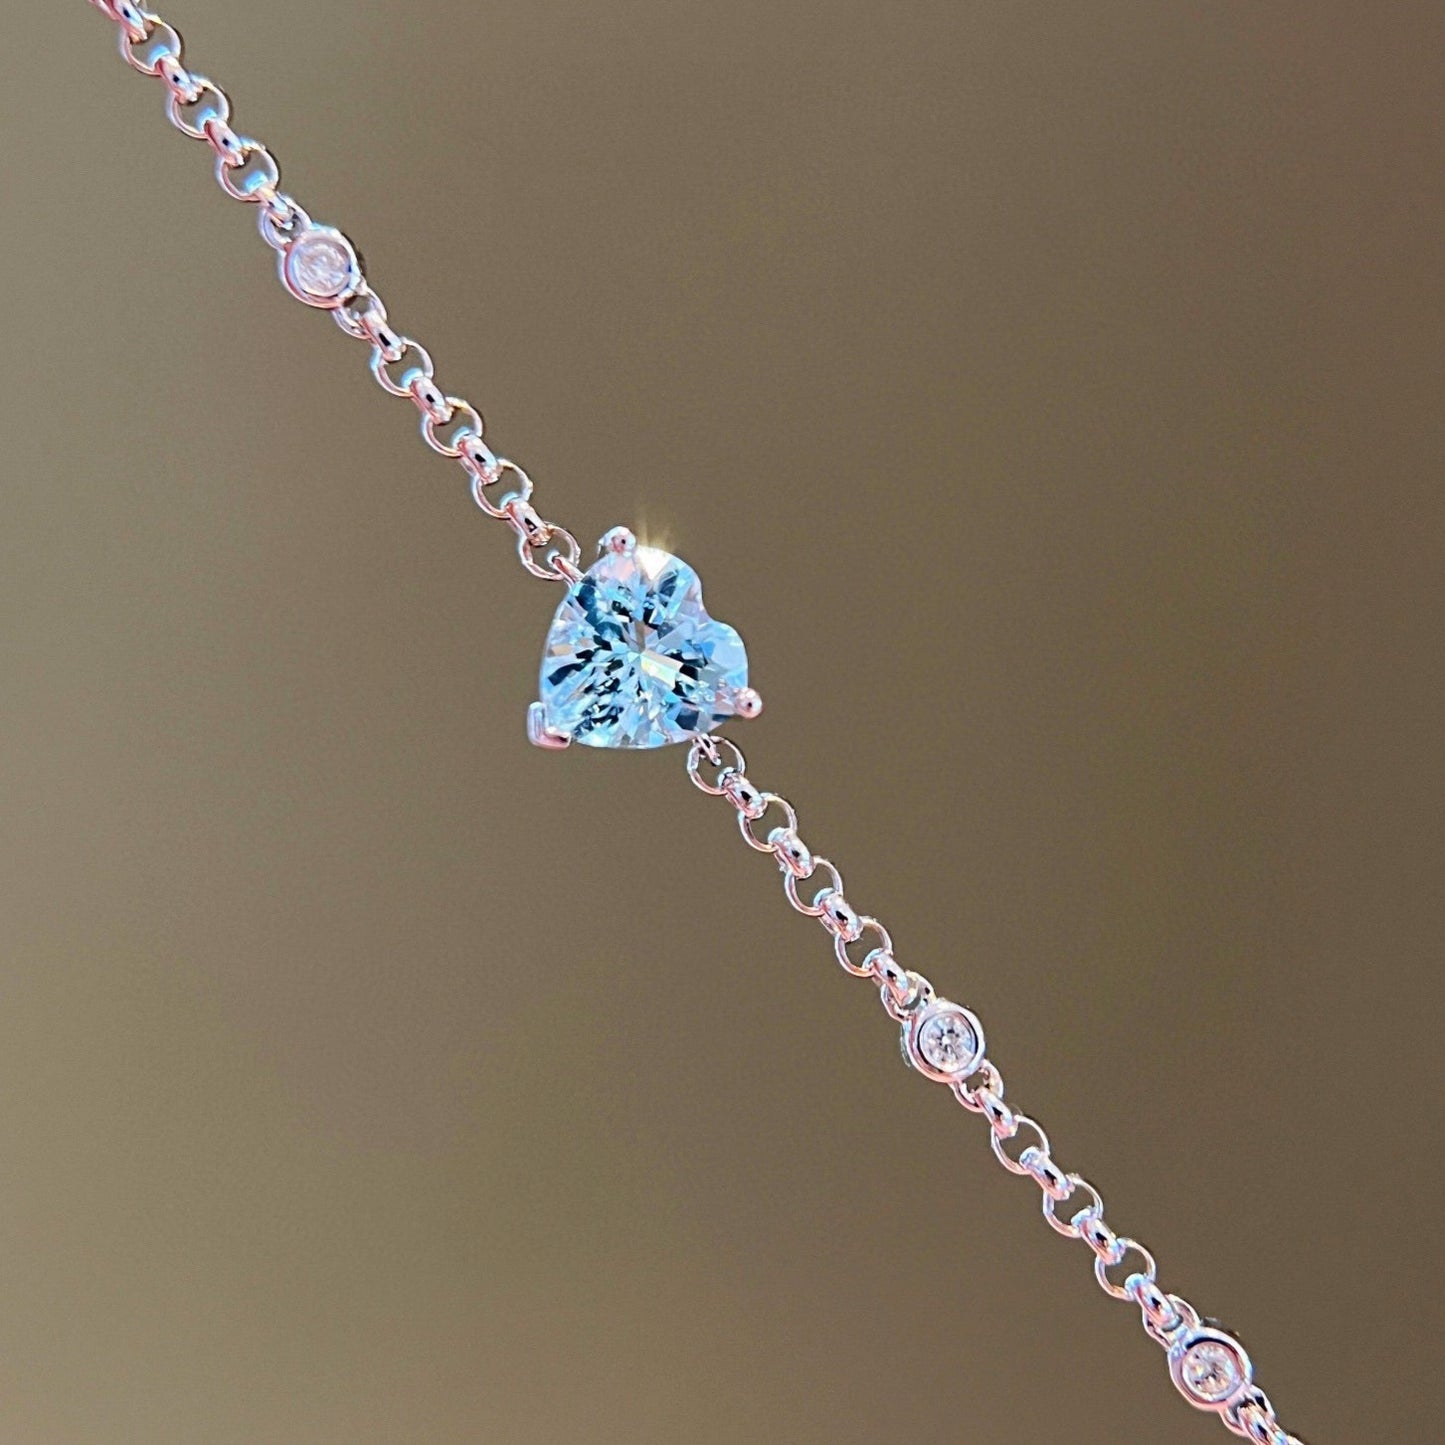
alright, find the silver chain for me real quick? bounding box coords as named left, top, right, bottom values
left=86, top=0, right=584, bottom=587
left=86, top=3, right=1307, bottom=1439
left=687, top=734, right=1307, bottom=1444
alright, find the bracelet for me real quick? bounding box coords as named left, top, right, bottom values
left=84, top=3, right=1308, bottom=1440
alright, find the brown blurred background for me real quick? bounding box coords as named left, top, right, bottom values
left=1, top=3, right=1441, bottom=1442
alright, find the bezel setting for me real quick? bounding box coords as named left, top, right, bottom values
left=280, top=224, right=361, bottom=308
left=1167, top=1327, right=1253, bottom=1412
left=902, top=998, right=985, bottom=1083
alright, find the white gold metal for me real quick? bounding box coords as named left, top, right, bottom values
left=834, top=916, right=892, bottom=978
left=732, top=686, right=764, bottom=719
left=767, top=828, right=813, bottom=878
left=527, top=701, right=572, bottom=750
left=782, top=856, right=844, bottom=916
left=1093, top=1236, right=1157, bottom=1301
left=165, top=73, right=227, bottom=138
left=818, top=889, right=863, bottom=943
left=214, top=136, right=279, bottom=203
left=686, top=734, right=747, bottom=796
left=1041, top=1172, right=1104, bottom=1238
left=737, top=793, right=798, bottom=851
left=879, top=968, right=932, bottom=1022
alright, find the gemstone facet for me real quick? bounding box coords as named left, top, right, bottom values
left=1180, top=1342, right=1244, bottom=1402
left=537, top=535, right=749, bottom=749
left=902, top=1000, right=985, bottom=1083
left=919, top=1012, right=979, bottom=1072
left=282, top=226, right=359, bottom=307
left=1169, top=1329, right=1251, bottom=1410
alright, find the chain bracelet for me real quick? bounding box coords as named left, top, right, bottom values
left=688, top=734, right=1307, bottom=1444
left=87, top=3, right=1306, bottom=1438
left=86, top=0, right=583, bottom=586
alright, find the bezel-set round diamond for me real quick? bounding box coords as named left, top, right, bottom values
left=281, top=225, right=361, bottom=308
left=1168, top=1327, right=1252, bottom=1411
left=902, top=999, right=984, bottom=1083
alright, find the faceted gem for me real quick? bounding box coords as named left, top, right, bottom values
left=904, top=1001, right=984, bottom=1082
left=283, top=227, right=358, bottom=305
left=538, top=540, right=749, bottom=748
left=918, top=1011, right=979, bottom=1073
left=1179, top=1339, right=1246, bottom=1404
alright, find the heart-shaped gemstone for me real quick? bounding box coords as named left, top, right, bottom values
left=536, top=532, right=750, bottom=749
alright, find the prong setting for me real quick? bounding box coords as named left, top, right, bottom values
left=733, top=686, right=764, bottom=720
left=535, top=538, right=750, bottom=748
left=527, top=701, right=572, bottom=750
left=598, top=526, right=636, bottom=557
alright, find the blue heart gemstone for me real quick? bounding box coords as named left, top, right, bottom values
left=536, top=531, right=750, bottom=749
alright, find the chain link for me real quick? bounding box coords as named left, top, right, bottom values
left=686, top=729, right=1308, bottom=1443
left=88, top=0, right=576, bottom=587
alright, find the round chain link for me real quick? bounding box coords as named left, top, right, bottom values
left=719, top=771, right=767, bottom=820
left=120, top=12, right=180, bottom=75
left=510, top=509, right=582, bottom=583
left=782, top=857, right=845, bottom=917
left=214, top=137, right=279, bottom=203
left=1041, top=1172, right=1104, bottom=1238
left=257, top=193, right=310, bottom=251
left=1021, top=1146, right=1073, bottom=1202
left=467, top=454, right=534, bottom=520
left=370, top=338, right=434, bottom=397
left=685, top=735, right=747, bottom=796
left=989, top=1112, right=1049, bottom=1173
left=818, top=889, right=864, bottom=944
left=166, top=74, right=227, bottom=137
left=737, top=793, right=799, bottom=852
left=1078, top=1209, right=1126, bottom=1266
left=878, top=968, right=932, bottom=1021
left=834, top=916, right=892, bottom=978
left=409, top=374, right=453, bottom=424
left=768, top=827, right=815, bottom=879
left=153, top=52, right=198, bottom=101
left=422, top=397, right=484, bottom=457
left=1093, top=1237, right=1157, bottom=1301
left=952, top=1058, right=1004, bottom=1113
left=333, top=287, right=386, bottom=341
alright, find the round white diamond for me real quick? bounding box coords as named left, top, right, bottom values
left=918, top=1010, right=977, bottom=1074
left=1180, top=1340, right=1245, bottom=1404
left=287, top=231, right=354, bottom=300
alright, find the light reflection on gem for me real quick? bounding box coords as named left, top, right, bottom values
left=918, top=1011, right=979, bottom=1073
left=1180, top=1340, right=1245, bottom=1403
left=288, top=230, right=355, bottom=299
left=539, top=542, right=748, bottom=748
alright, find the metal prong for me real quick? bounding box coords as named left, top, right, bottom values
left=732, top=686, right=764, bottom=720
left=527, top=702, right=572, bottom=749
left=598, top=526, right=636, bottom=557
